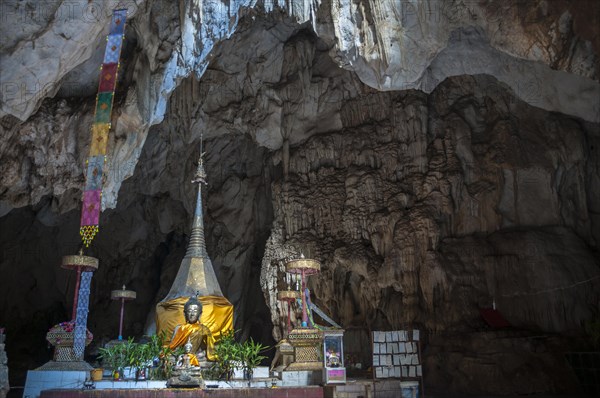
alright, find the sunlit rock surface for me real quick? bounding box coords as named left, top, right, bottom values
left=0, top=0, right=599, bottom=395
left=2, top=0, right=599, bottom=124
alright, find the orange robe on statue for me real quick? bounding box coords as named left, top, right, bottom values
left=187, top=354, right=200, bottom=366
left=178, top=353, right=199, bottom=367
left=157, top=296, right=233, bottom=361
left=168, top=322, right=212, bottom=355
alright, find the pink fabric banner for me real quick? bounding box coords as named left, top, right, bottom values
left=80, top=190, right=101, bottom=226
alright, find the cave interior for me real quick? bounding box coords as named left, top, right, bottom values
left=0, top=0, right=599, bottom=395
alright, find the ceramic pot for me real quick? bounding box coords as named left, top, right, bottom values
left=90, top=368, right=103, bottom=381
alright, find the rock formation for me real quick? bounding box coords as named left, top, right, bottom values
left=0, top=330, right=8, bottom=398
left=0, top=0, right=599, bottom=394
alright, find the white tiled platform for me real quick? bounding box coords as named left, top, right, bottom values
left=280, top=370, right=322, bottom=386
left=24, top=370, right=88, bottom=398
left=232, top=366, right=270, bottom=380
left=203, top=379, right=277, bottom=388
left=94, top=380, right=167, bottom=389
left=24, top=370, right=168, bottom=398
left=23, top=368, right=321, bottom=397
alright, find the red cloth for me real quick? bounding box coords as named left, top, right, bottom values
left=98, top=63, right=118, bottom=92
left=479, top=308, right=511, bottom=328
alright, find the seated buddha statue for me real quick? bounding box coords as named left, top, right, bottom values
left=169, top=296, right=211, bottom=361
left=176, top=339, right=200, bottom=368
left=171, top=339, right=203, bottom=386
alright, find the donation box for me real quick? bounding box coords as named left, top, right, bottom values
left=323, top=329, right=346, bottom=384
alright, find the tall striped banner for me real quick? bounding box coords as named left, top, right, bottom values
left=73, top=271, right=93, bottom=359
left=80, top=9, right=127, bottom=247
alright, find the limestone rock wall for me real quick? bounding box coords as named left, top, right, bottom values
left=0, top=331, right=7, bottom=398
left=258, top=75, right=599, bottom=394
left=423, top=331, right=581, bottom=395
left=261, top=74, right=599, bottom=338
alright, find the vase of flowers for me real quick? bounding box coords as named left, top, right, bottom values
left=46, top=321, right=93, bottom=361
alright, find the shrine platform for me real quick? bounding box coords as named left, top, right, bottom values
left=24, top=369, right=326, bottom=397
left=39, top=386, right=324, bottom=398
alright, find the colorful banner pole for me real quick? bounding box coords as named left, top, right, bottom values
left=80, top=8, right=127, bottom=247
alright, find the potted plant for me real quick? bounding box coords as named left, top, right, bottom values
left=144, top=331, right=179, bottom=380
left=98, top=343, right=127, bottom=380
left=131, top=342, right=154, bottom=380
left=121, top=337, right=138, bottom=380
left=213, top=330, right=269, bottom=382
left=239, top=338, right=269, bottom=381
left=214, top=329, right=239, bottom=381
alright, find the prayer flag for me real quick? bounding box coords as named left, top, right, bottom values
left=109, top=9, right=127, bottom=35
left=94, top=92, right=113, bottom=123
left=84, top=155, right=105, bottom=191
left=80, top=189, right=102, bottom=226
left=73, top=271, right=93, bottom=358
left=79, top=8, right=127, bottom=248
left=89, top=123, right=110, bottom=156
left=103, top=34, right=123, bottom=64
left=98, top=63, right=118, bottom=92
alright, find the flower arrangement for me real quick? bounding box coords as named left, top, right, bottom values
left=58, top=321, right=74, bottom=333
left=47, top=321, right=93, bottom=346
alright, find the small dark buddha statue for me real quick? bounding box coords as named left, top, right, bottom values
left=170, top=338, right=204, bottom=387
left=176, top=338, right=199, bottom=368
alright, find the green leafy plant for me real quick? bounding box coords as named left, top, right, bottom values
left=130, top=341, right=155, bottom=379
left=146, top=332, right=167, bottom=359
left=98, top=337, right=157, bottom=380
left=137, top=342, right=154, bottom=367
left=99, top=331, right=270, bottom=382
left=145, top=331, right=180, bottom=380
left=122, top=337, right=139, bottom=369
left=239, top=338, right=269, bottom=380
left=98, top=341, right=128, bottom=379
left=201, top=362, right=223, bottom=380
left=213, top=329, right=240, bottom=380
left=212, top=330, right=269, bottom=381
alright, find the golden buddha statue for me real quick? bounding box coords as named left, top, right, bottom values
left=169, top=296, right=211, bottom=358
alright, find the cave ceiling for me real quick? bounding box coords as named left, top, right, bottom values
left=1, top=0, right=599, bottom=213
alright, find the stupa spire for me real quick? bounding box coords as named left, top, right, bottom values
left=185, top=151, right=207, bottom=258
left=160, top=137, right=224, bottom=301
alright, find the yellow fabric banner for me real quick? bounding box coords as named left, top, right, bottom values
left=156, top=295, right=233, bottom=361
left=89, top=123, right=110, bottom=156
